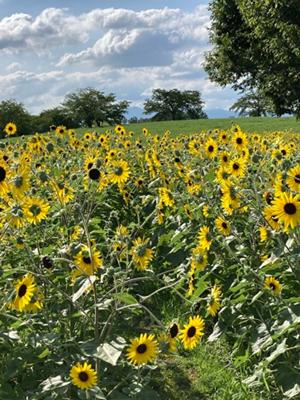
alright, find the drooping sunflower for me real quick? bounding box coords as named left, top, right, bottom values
left=207, top=285, right=222, bottom=316
left=179, top=315, right=205, bottom=350
left=127, top=333, right=158, bottom=365
left=215, top=216, right=231, bottom=236
left=159, top=187, right=175, bottom=208
left=131, top=237, right=153, bottom=271
left=259, top=226, right=268, bottom=242
left=12, top=274, right=36, bottom=312
left=190, top=246, right=208, bottom=273
left=270, top=192, right=300, bottom=230
left=10, top=172, right=30, bottom=198
left=4, top=122, right=17, bottom=136
left=263, top=206, right=281, bottom=231
left=286, top=165, right=300, bottom=192
left=264, top=276, right=282, bottom=296
left=70, top=362, right=97, bottom=390
left=109, top=159, right=130, bottom=186
left=24, top=198, right=50, bottom=224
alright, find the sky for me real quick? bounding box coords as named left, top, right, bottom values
left=0, top=0, right=237, bottom=117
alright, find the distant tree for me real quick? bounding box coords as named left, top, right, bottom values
left=62, top=88, right=130, bottom=127
left=129, top=117, right=139, bottom=124
left=0, top=100, right=32, bottom=137
left=144, top=89, right=207, bottom=121
left=34, top=107, right=80, bottom=132
left=230, top=90, right=276, bottom=117
left=204, top=0, right=300, bottom=117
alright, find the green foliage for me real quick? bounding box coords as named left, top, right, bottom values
left=144, top=89, right=207, bottom=121
left=205, top=0, right=300, bottom=116
left=230, top=90, right=275, bottom=117
left=62, top=88, right=130, bottom=127
left=33, top=107, right=80, bottom=132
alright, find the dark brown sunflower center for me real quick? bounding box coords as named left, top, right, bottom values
left=115, top=167, right=123, bottom=176
left=222, top=222, right=228, bottom=229
left=232, top=163, right=239, bottom=170
left=284, top=203, right=296, bottom=215
left=223, top=156, right=228, bottom=162
left=170, top=324, right=179, bottom=338
left=29, top=204, right=41, bottom=216
left=281, top=149, right=287, bottom=155
left=208, top=145, right=214, bottom=153
left=236, top=137, right=243, bottom=144
left=294, top=175, right=300, bottom=183
left=138, top=180, right=143, bottom=185
left=87, top=162, right=93, bottom=169
left=18, top=284, right=27, bottom=297
left=137, top=344, right=147, bottom=354
left=8, top=126, right=13, bottom=131
left=83, top=256, right=92, bottom=264
left=269, top=283, right=276, bottom=290
left=0, top=166, right=6, bottom=182
left=187, top=326, right=196, bottom=338
left=89, top=168, right=100, bottom=180
left=222, top=135, right=226, bottom=140
left=78, top=371, right=89, bottom=382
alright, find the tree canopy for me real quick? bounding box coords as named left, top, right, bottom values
left=144, top=89, right=207, bottom=121
left=62, top=88, right=130, bottom=128
left=230, top=90, right=275, bottom=117
left=205, top=0, right=300, bottom=117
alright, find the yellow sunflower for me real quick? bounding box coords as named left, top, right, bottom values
left=131, top=237, right=153, bottom=271
left=55, top=125, right=67, bottom=136
left=109, top=159, right=130, bottom=186
left=205, top=138, right=218, bottom=158
left=215, top=216, right=231, bottom=236
left=4, top=122, right=17, bottom=136
left=0, top=162, right=10, bottom=195
left=232, top=130, right=248, bottom=151
left=207, top=285, right=222, bottom=316
left=190, top=246, right=208, bottom=274
left=73, top=245, right=102, bottom=278
left=12, top=274, right=36, bottom=312
left=127, top=333, right=158, bottom=365
left=286, top=165, right=300, bottom=192
left=179, top=315, right=205, bottom=350
left=198, top=226, right=212, bottom=251
left=24, top=198, right=50, bottom=224
left=70, top=362, right=97, bottom=390
left=264, top=276, right=282, bottom=296
left=270, top=192, right=300, bottom=231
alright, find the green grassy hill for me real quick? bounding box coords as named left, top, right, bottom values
left=75, top=116, right=300, bottom=136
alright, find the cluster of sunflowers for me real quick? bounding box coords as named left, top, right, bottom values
left=0, top=122, right=299, bottom=396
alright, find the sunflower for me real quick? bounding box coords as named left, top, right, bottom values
left=109, top=160, right=130, bottom=186
left=131, top=237, right=153, bottom=271
left=198, top=226, right=212, bottom=251
left=159, top=187, right=175, bottom=208
left=259, top=226, right=268, bottom=242
left=229, top=158, right=246, bottom=178
left=215, top=216, right=231, bottom=236
left=10, top=172, right=30, bottom=198
left=205, top=138, right=218, bottom=158
left=127, top=333, right=158, bottom=365
left=184, top=204, right=193, bottom=220
left=0, top=162, right=10, bottom=195
left=264, top=276, right=282, bottom=296
left=24, top=198, right=50, bottom=224
left=12, top=274, right=36, bottom=312
left=7, top=201, right=27, bottom=228
left=207, top=285, right=221, bottom=316
left=4, top=122, right=17, bottom=136
left=286, top=165, right=300, bottom=192
left=73, top=245, right=102, bottom=278
left=190, top=247, right=208, bottom=274
left=263, top=206, right=281, bottom=231
left=179, top=315, right=205, bottom=350
left=232, top=130, right=248, bottom=151
left=70, top=362, right=97, bottom=390
left=270, top=192, right=300, bottom=230
left=56, top=125, right=67, bottom=136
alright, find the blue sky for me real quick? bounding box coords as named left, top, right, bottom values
left=0, top=0, right=236, bottom=117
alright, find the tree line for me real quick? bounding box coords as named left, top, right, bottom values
left=0, top=88, right=208, bottom=137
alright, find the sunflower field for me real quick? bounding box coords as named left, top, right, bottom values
left=0, top=123, right=300, bottom=399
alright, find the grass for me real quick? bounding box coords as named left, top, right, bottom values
left=149, top=341, right=277, bottom=400
left=75, top=116, right=300, bottom=136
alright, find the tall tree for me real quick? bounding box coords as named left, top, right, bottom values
left=230, top=90, right=275, bottom=117
left=205, top=0, right=300, bottom=117
left=62, top=88, right=129, bottom=127
left=0, top=100, right=32, bottom=137
left=144, top=89, right=207, bottom=121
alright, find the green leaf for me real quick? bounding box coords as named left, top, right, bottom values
left=114, top=292, right=138, bottom=305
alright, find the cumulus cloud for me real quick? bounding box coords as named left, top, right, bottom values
left=0, top=4, right=236, bottom=114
